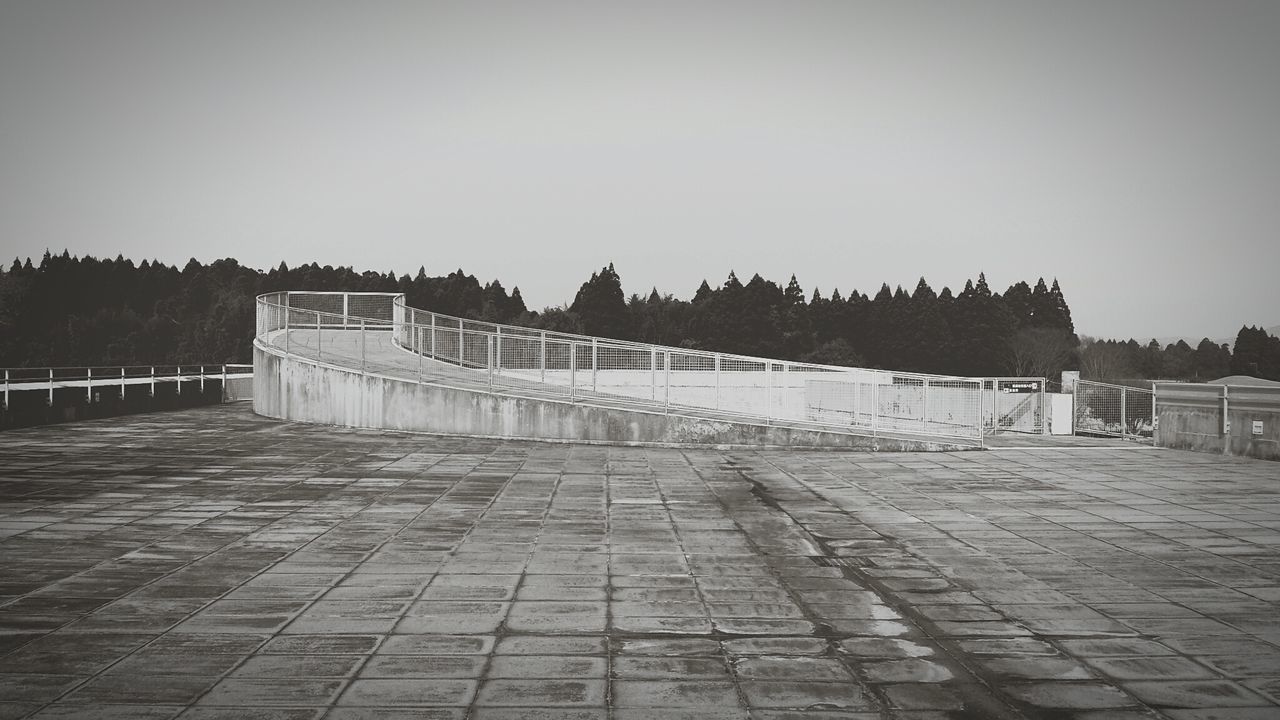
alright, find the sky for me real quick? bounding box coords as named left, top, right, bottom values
left=1, top=1, right=1278, bottom=341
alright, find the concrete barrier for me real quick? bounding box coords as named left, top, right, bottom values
left=1155, top=382, right=1280, bottom=461
left=253, top=340, right=971, bottom=451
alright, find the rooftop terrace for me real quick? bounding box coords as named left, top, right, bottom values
left=1, top=404, right=1278, bottom=718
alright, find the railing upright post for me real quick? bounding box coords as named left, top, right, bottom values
left=48, top=368, right=53, bottom=405
left=650, top=348, right=656, bottom=401
left=664, top=350, right=671, bottom=413
left=715, top=355, right=721, bottom=410
left=121, top=367, right=126, bottom=398
left=496, top=327, right=503, bottom=379
left=150, top=367, right=156, bottom=397
left=591, top=338, right=598, bottom=394
left=488, top=334, right=494, bottom=391
left=343, top=294, right=350, bottom=329
left=570, top=343, right=577, bottom=401
left=317, top=313, right=322, bottom=359
left=177, top=366, right=182, bottom=395
left=200, top=366, right=205, bottom=394
left=417, top=327, right=423, bottom=382
left=872, top=375, right=879, bottom=438
left=922, top=378, right=929, bottom=432
left=3, top=369, right=8, bottom=410
left=1120, top=387, right=1127, bottom=438
left=458, top=319, right=464, bottom=365
left=765, top=362, right=772, bottom=424
left=222, top=365, right=228, bottom=402
left=540, top=331, right=547, bottom=384
left=429, top=314, right=436, bottom=359
left=87, top=368, right=93, bottom=403
left=360, top=318, right=366, bottom=374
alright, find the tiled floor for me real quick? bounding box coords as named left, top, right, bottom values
left=0, top=404, right=1277, bottom=719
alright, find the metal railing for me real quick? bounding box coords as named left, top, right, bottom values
left=2, top=364, right=254, bottom=407
left=257, top=291, right=990, bottom=443
left=1073, top=378, right=1155, bottom=440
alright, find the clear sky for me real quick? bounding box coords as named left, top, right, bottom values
left=2, top=1, right=1277, bottom=340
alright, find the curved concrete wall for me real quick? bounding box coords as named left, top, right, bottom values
left=254, top=341, right=968, bottom=451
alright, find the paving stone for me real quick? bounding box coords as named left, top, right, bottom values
left=377, top=634, right=494, bottom=655
left=337, top=679, right=477, bottom=706
left=723, top=637, right=828, bottom=656
left=1122, top=680, right=1270, bottom=708
left=475, top=679, right=607, bottom=707
left=612, top=680, right=742, bottom=707
left=838, top=638, right=934, bottom=659
left=1003, top=682, right=1138, bottom=709
left=862, top=659, right=954, bottom=683
left=486, top=655, right=608, bottom=678
left=739, top=681, right=871, bottom=709
left=358, top=654, right=485, bottom=679
left=981, top=656, right=1095, bottom=680
left=1085, top=656, right=1218, bottom=681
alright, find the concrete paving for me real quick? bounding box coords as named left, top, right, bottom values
left=1, top=404, right=1278, bottom=719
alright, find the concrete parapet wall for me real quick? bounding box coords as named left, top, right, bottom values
left=1156, top=383, right=1280, bottom=461
left=253, top=342, right=969, bottom=451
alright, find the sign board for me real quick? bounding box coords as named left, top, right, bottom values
left=1254, top=420, right=1265, bottom=435
left=1001, top=381, right=1041, bottom=394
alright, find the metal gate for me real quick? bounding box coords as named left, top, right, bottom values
left=1073, top=379, right=1154, bottom=441
left=983, top=378, right=1046, bottom=435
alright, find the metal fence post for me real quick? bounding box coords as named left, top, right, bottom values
left=922, top=378, right=929, bottom=432
left=650, top=348, right=656, bottom=401
left=458, top=319, right=464, bottom=365
left=1120, top=387, right=1127, bottom=438
left=200, top=366, right=205, bottom=394
left=86, top=368, right=93, bottom=403
left=496, top=327, right=502, bottom=380
left=360, top=319, right=366, bottom=374
left=3, top=369, right=8, bottom=409
left=714, top=355, right=721, bottom=410
left=343, top=293, right=350, bottom=329
left=541, top=331, right=547, bottom=384
left=417, top=326, right=423, bottom=382
left=177, top=366, right=182, bottom=395
left=765, top=362, right=772, bottom=424
left=487, top=334, right=494, bottom=391
left=317, top=313, right=322, bottom=359
left=664, top=350, right=671, bottom=413
left=591, top=338, right=598, bottom=394
left=48, top=368, right=53, bottom=405
left=430, top=314, right=436, bottom=359
left=871, top=376, right=879, bottom=437
left=570, top=343, right=577, bottom=401
left=150, top=366, right=156, bottom=396
left=120, top=367, right=126, bottom=398
left=222, top=365, right=228, bottom=402
left=1221, top=385, right=1229, bottom=435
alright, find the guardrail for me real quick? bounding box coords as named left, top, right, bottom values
left=258, top=291, right=993, bottom=444
left=2, top=365, right=254, bottom=408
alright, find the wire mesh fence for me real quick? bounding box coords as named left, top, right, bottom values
left=981, top=378, right=1047, bottom=435
left=1074, top=379, right=1155, bottom=440
left=257, top=291, right=992, bottom=443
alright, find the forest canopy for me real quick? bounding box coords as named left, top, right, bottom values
left=2, top=251, right=1276, bottom=383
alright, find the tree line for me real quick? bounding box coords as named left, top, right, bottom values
left=2, top=251, right=1276, bottom=382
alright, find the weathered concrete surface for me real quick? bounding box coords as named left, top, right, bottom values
left=255, top=339, right=970, bottom=451
left=1157, top=383, right=1280, bottom=461
left=2, top=404, right=1280, bottom=718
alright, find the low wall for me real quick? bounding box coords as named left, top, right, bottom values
left=254, top=342, right=971, bottom=451
left=1156, top=383, right=1280, bottom=461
